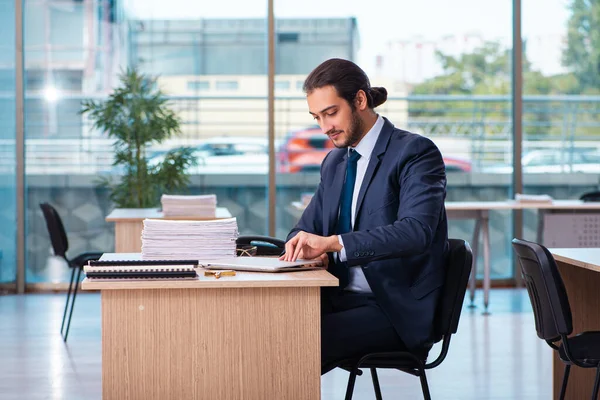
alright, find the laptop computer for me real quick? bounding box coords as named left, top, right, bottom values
left=199, top=256, right=324, bottom=273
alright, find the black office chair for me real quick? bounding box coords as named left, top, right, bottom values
left=40, top=202, right=103, bottom=342
left=580, top=191, right=600, bottom=202
left=512, top=238, right=600, bottom=400
left=335, top=238, right=473, bottom=400
left=236, top=235, right=285, bottom=256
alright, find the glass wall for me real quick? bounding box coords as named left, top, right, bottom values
left=0, top=0, right=17, bottom=284
left=14, top=0, right=578, bottom=285
left=24, top=0, right=267, bottom=283
left=274, top=1, right=515, bottom=280
left=521, top=0, right=600, bottom=247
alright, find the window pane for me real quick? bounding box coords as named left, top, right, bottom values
left=0, top=0, right=17, bottom=284
left=275, top=1, right=514, bottom=280
left=522, top=0, right=600, bottom=247
left=25, top=0, right=267, bottom=283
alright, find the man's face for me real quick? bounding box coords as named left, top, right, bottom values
left=307, top=85, right=364, bottom=148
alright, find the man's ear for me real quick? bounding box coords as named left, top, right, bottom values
left=355, top=89, right=368, bottom=111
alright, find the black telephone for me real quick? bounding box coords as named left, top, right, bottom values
left=236, top=235, right=285, bottom=256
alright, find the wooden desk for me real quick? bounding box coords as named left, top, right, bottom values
left=82, top=253, right=338, bottom=400
left=106, top=207, right=232, bottom=252
left=549, top=248, right=600, bottom=400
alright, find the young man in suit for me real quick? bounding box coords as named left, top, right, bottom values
left=281, top=58, right=449, bottom=374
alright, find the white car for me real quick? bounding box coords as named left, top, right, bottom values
left=149, top=137, right=269, bottom=174
left=483, top=149, right=600, bottom=174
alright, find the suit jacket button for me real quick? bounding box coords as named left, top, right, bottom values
left=354, top=252, right=360, bottom=257
left=370, top=251, right=374, bottom=256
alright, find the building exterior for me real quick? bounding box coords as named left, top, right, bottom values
left=128, top=17, right=359, bottom=76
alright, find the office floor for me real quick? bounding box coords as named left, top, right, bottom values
left=0, top=289, right=551, bottom=400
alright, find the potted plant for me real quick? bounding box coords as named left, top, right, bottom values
left=81, top=68, right=197, bottom=208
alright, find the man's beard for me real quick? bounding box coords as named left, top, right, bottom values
left=330, top=109, right=364, bottom=148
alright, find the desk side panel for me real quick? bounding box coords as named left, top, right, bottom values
left=102, top=287, right=321, bottom=400
left=553, top=262, right=600, bottom=399
left=114, top=221, right=143, bottom=253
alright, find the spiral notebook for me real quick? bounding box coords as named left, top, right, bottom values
left=85, top=270, right=198, bottom=280
left=85, top=259, right=199, bottom=280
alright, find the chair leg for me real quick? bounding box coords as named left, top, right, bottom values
left=559, top=364, right=570, bottom=400
left=370, top=368, right=383, bottom=400
left=419, top=369, right=431, bottom=400
left=345, top=367, right=360, bottom=400
left=592, top=367, right=600, bottom=400
left=60, top=268, right=76, bottom=338
left=63, top=267, right=82, bottom=342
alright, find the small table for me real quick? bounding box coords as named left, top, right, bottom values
left=549, top=248, right=600, bottom=399
left=106, top=207, right=232, bottom=252
left=82, top=253, right=338, bottom=400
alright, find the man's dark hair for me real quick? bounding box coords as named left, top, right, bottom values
left=303, top=58, right=387, bottom=109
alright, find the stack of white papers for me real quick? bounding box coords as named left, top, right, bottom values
left=161, top=194, right=217, bottom=218
left=141, top=217, right=238, bottom=260
left=515, top=193, right=554, bottom=203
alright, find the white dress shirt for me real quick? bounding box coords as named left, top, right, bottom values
left=337, top=115, right=384, bottom=293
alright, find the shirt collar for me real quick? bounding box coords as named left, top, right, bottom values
left=350, top=114, right=384, bottom=160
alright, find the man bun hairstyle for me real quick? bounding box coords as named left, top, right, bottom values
left=303, top=58, right=388, bottom=109
left=368, top=87, right=388, bottom=108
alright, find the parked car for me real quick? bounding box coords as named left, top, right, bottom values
left=148, top=137, right=269, bottom=174
left=483, top=149, right=600, bottom=174
left=277, top=126, right=472, bottom=173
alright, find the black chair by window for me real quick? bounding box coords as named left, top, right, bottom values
left=580, top=191, right=600, bottom=202
left=40, top=202, right=103, bottom=342
left=335, top=238, right=472, bottom=400
left=236, top=235, right=285, bottom=256
left=512, top=238, right=600, bottom=400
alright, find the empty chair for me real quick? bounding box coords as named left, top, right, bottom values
left=512, top=238, right=600, bottom=400
left=335, top=238, right=473, bottom=400
left=580, top=191, right=600, bottom=202
left=236, top=235, right=285, bottom=256
left=40, top=202, right=103, bottom=342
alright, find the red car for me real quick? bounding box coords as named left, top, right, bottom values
left=278, top=126, right=472, bottom=173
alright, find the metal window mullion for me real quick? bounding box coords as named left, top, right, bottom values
left=512, top=0, right=524, bottom=286
left=16, top=0, right=25, bottom=293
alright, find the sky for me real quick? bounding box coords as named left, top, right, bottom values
left=124, top=0, right=571, bottom=77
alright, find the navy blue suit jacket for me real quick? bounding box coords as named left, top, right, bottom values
left=288, top=117, right=449, bottom=350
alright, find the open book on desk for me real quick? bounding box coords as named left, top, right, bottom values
left=200, top=256, right=324, bottom=273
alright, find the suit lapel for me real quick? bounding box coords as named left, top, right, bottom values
left=354, top=118, right=394, bottom=221
left=324, top=152, right=347, bottom=236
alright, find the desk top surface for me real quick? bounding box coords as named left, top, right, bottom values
left=106, top=207, right=232, bottom=222
left=81, top=253, right=339, bottom=290
left=551, top=248, right=600, bottom=273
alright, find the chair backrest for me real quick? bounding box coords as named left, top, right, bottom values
left=511, top=238, right=573, bottom=340
left=580, top=190, right=600, bottom=202
left=39, top=202, right=69, bottom=258
left=433, top=239, right=473, bottom=342
left=236, top=235, right=285, bottom=256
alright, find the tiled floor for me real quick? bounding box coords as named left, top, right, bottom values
left=0, top=289, right=551, bottom=399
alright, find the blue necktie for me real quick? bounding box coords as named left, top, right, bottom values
left=337, top=149, right=361, bottom=234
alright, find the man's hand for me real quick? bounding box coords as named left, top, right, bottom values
left=280, top=231, right=342, bottom=262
